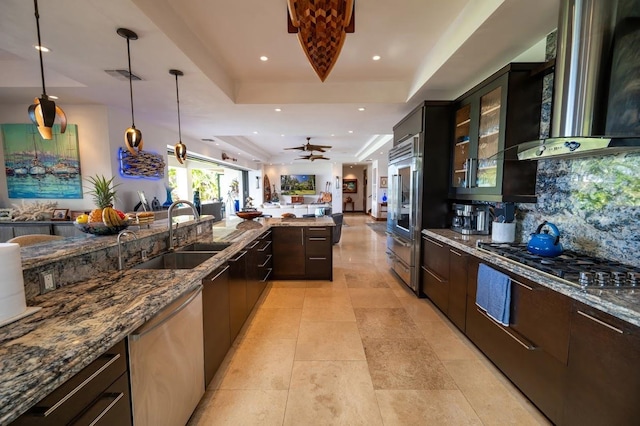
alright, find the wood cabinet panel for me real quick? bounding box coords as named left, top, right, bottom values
left=228, top=250, right=248, bottom=341
left=447, top=248, right=468, bottom=331
left=202, top=265, right=230, bottom=386
left=421, top=235, right=449, bottom=311
left=272, top=227, right=305, bottom=279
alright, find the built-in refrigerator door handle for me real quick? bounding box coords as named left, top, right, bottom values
left=467, top=158, right=477, bottom=188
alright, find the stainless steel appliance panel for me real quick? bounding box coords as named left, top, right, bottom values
left=128, top=286, right=205, bottom=426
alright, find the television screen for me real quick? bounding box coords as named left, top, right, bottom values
left=280, top=174, right=316, bottom=195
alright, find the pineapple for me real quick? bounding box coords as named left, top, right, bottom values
left=86, top=175, right=120, bottom=223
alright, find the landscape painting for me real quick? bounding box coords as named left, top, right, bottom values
left=2, top=123, right=83, bottom=199
left=280, top=174, right=316, bottom=195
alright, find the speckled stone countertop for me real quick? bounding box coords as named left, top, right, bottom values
left=0, top=215, right=335, bottom=424
left=422, top=229, right=640, bottom=328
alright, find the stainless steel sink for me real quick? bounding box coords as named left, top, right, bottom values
left=177, top=242, right=231, bottom=252
left=133, top=251, right=217, bottom=270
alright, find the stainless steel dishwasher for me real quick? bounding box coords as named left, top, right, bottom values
left=128, top=285, right=204, bottom=426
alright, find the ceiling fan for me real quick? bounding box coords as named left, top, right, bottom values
left=296, top=154, right=330, bottom=161
left=285, top=137, right=332, bottom=153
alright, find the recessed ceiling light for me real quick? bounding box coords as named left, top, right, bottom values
left=237, top=152, right=241, bottom=155
left=48, top=95, right=58, bottom=100
left=215, top=143, right=219, bottom=146
left=34, top=45, right=50, bottom=52
left=281, top=134, right=285, bottom=137
left=358, top=107, right=365, bottom=111
left=274, top=108, right=282, bottom=112
left=253, top=131, right=258, bottom=134
left=348, top=130, right=353, bottom=134
left=260, top=56, right=268, bottom=61
left=372, top=55, right=381, bottom=61
left=331, top=134, right=335, bottom=137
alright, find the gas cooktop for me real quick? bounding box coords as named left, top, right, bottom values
left=477, top=242, right=640, bottom=290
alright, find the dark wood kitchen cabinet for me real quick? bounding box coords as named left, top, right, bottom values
left=564, top=303, right=640, bottom=426
left=227, top=249, right=248, bottom=341
left=272, top=226, right=332, bottom=280
left=421, top=235, right=450, bottom=312
left=202, top=264, right=231, bottom=387
left=256, top=230, right=273, bottom=292
left=465, top=256, right=570, bottom=425
left=447, top=247, right=468, bottom=331
left=12, top=340, right=131, bottom=426
left=450, top=63, right=543, bottom=203
left=244, top=239, right=262, bottom=311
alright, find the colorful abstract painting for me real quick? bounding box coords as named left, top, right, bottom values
left=1, top=123, right=83, bottom=199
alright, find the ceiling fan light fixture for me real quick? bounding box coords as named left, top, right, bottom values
left=169, top=69, right=188, bottom=164
left=118, top=27, right=143, bottom=156
left=28, top=0, right=66, bottom=140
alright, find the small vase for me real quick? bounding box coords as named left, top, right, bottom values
left=162, top=187, right=174, bottom=208
left=234, top=199, right=240, bottom=213
left=382, top=192, right=388, bottom=203
left=193, top=190, right=201, bottom=214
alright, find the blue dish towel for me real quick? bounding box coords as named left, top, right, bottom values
left=476, top=263, right=512, bottom=326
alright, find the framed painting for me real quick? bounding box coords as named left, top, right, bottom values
left=52, top=208, right=69, bottom=221
left=1, top=124, right=83, bottom=199
left=379, top=176, right=388, bottom=188
left=343, top=178, right=357, bottom=193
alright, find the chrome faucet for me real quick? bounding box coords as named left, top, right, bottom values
left=117, top=230, right=138, bottom=271
left=167, top=200, right=200, bottom=251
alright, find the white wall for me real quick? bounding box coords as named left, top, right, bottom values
left=263, top=162, right=339, bottom=211
left=342, top=164, right=367, bottom=212
left=0, top=103, right=259, bottom=212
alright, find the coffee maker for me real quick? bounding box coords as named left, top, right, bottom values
left=451, top=203, right=490, bottom=235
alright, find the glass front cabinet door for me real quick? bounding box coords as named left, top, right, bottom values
left=449, top=63, right=543, bottom=203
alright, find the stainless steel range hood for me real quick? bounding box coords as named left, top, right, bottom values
left=518, top=0, right=640, bottom=160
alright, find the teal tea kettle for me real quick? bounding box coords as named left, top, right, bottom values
left=527, top=221, right=563, bottom=257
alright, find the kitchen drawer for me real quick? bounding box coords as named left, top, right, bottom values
left=69, top=373, right=131, bottom=426
left=305, top=256, right=332, bottom=279
left=421, top=235, right=449, bottom=278
left=421, top=265, right=449, bottom=313
left=305, top=226, right=330, bottom=237
left=447, top=248, right=468, bottom=331
left=13, top=340, right=128, bottom=426
left=305, top=237, right=331, bottom=256
left=258, top=230, right=272, bottom=240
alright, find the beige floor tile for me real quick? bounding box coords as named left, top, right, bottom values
left=363, top=338, right=457, bottom=390
left=260, top=287, right=306, bottom=308
left=443, top=359, right=550, bottom=425
left=375, top=389, right=482, bottom=425
left=217, top=338, right=296, bottom=390
left=189, top=389, right=288, bottom=425
left=354, top=307, right=421, bottom=339
left=398, top=295, right=446, bottom=323
left=242, top=308, right=302, bottom=340
left=302, top=303, right=356, bottom=322
left=270, top=280, right=307, bottom=288
left=295, top=321, right=365, bottom=360
left=349, top=288, right=403, bottom=308
left=284, top=360, right=383, bottom=426
left=345, top=272, right=390, bottom=288
left=304, top=279, right=348, bottom=289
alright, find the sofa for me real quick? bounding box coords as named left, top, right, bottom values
left=260, top=203, right=332, bottom=218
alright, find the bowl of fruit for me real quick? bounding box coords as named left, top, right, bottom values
left=74, top=175, right=131, bottom=235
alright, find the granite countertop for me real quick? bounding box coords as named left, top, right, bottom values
left=0, top=215, right=335, bottom=424
left=422, top=229, right=640, bottom=328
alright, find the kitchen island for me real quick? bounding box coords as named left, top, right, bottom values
left=0, top=215, right=334, bottom=424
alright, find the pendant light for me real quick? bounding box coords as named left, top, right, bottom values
left=28, top=0, right=67, bottom=140
left=170, top=69, right=187, bottom=164
left=117, top=28, right=143, bottom=156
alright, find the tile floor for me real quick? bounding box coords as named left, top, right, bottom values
left=189, top=215, right=551, bottom=425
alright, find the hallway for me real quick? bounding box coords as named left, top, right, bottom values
left=189, top=214, right=549, bottom=425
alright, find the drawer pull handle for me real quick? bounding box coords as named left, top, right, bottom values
left=258, top=254, right=272, bottom=268
left=309, top=227, right=327, bottom=231
left=229, top=250, right=247, bottom=262
left=205, top=265, right=230, bottom=282
left=450, top=249, right=463, bottom=256
left=422, top=236, right=443, bottom=247
left=577, top=310, right=623, bottom=334
left=258, top=241, right=272, bottom=252
left=246, top=240, right=260, bottom=249
left=309, top=237, right=327, bottom=241
left=309, top=257, right=327, bottom=260
left=80, top=392, right=125, bottom=426
left=513, top=279, right=533, bottom=291
left=38, top=353, right=122, bottom=417
left=261, top=268, right=273, bottom=282
left=424, top=267, right=447, bottom=283
left=477, top=308, right=536, bottom=350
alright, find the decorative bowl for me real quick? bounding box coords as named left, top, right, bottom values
left=236, top=211, right=263, bottom=220
left=74, top=221, right=131, bottom=235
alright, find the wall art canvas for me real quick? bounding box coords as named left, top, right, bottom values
left=1, top=123, right=83, bottom=199
left=280, top=174, right=316, bottom=195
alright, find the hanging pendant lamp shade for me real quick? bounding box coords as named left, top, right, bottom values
left=117, top=28, right=143, bottom=156
left=28, top=0, right=66, bottom=140
left=170, top=69, right=187, bottom=164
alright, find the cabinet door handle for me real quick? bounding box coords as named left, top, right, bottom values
left=450, top=249, right=463, bottom=256
left=309, top=227, right=327, bottom=231
left=205, top=265, right=230, bottom=282
left=258, top=241, right=272, bottom=252
left=423, top=267, right=447, bottom=283
left=246, top=240, right=260, bottom=249
left=513, top=279, right=534, bottom=291
left=577, top=310, right=623, bottom=334
left=261, top=230, right=272, bottom=239
left=477, top=308, right=535, bottom=350
left=229, top=250, right=247, bottom=262
left=422, top=235, right=443, bottom=247
left=308, top=257, right=327, bottom=260
left=35, top=353, right=122, bottom=417
left=309, top=237, right=327, bottom=241
left=258, top=254, right=272, bottom=268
